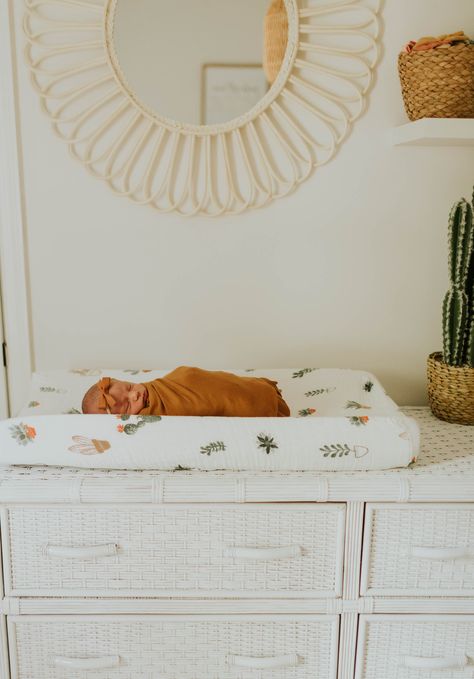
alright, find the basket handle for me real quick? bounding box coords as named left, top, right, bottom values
left=44, top=544, right=118, bottom=559
left=53, top=656, right=120, bottom=670
left=411, top=546, right=473, bottom=560
left=227, top=654, right=299, bottom=669
left=224, top=546, right=302, bottom=561
left=401, top=655, right=468, bottom=670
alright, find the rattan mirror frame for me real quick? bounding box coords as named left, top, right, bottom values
left=24, top=0, right=380, bottom=217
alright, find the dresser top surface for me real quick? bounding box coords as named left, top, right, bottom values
left=0, top=408, right=472, bottom=503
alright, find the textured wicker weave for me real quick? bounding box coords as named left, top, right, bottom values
left=362, top=505, right=474, bottom=596
left=398, top=44, right=474, bottom=121
left=357, top=615, right=474, bottom=679
left=11, top=616, right=339, bottom=679
left=427, top=352, right=474, bottom=425
left=4, top=505, right=344, bottom=597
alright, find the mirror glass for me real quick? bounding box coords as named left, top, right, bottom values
left=112, top=0, right=287, bottom=126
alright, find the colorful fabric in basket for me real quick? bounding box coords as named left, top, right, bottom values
left=0, top=368, right=420, bottom=471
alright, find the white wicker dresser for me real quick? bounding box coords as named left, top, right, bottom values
left=0, top=407, right=473, bottom=679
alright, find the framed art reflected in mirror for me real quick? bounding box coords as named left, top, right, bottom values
left=201, top=65, right=269, bottom=127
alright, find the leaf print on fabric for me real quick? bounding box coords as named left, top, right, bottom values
left=40, top=386, right=67, bottom=393
left=70, top=369, right=102, bottom=376
left=64, top=407, right=81, bottom=414
left=320, top=444, right=369, bottom=459
left=28, top=401, right=40, bottom=408
left=69, top=436, right=110, bottom=455
left=257, top=433, right=278, bottom=454
left=124, top=369, right=152, bottom=375
left=346, top=400, right=371, bottom=410
left=116, top=414, right=161, bottom=435
left=348, top=416, right=369, bottom=426
left=292, top=368, right=317, bottom=379
left=200, top=441, right=226, bottom=456
left=10, top=423, right=36, bottom=446
left=305, top=388, right=335, bottom=397
left=363, top=381, right=374, bottom=392
left=299, top=408, right=317, bottom=417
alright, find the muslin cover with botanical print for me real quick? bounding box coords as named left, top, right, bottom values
left=0, top=368, right=420, bottom=471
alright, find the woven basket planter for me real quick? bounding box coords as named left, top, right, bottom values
left=398, top=44, right=474, bottom=121
left=427, top=352, right=474, bottom=425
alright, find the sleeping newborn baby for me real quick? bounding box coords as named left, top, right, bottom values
left=82, top=366, right=290, bottom=417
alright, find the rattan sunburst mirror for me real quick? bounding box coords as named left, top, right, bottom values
left=24, top=0, right=380, bottom=216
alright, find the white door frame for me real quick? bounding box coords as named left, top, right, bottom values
left=0, top=0, right=33, bottom=416
left=0, top=291, right=8, bottom=420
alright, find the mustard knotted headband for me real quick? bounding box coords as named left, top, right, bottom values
left=97, top=377, right=116, bottom=414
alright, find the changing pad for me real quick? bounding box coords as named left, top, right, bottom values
left=0, top=368, right=419, bottom=471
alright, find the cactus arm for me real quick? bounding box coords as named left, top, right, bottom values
left=444, top=197, right=474, bottom=365
left=464, top=196, right=474, bottom=366
left=443, top=287, right=468, bottom=366
left=448, top=199, right=473, bottom=286
left=467, top=304, right=474, bottom=367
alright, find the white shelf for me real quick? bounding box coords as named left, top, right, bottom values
left=392, top=118, right=474, bottom=146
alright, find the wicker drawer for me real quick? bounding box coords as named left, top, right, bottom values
left=356, top=615, right=474, bottom=679
left=2, top=503, right=345, bottom=597
left=9, top=614, right=339, bottom=679
left=361, top=503, right=474, bottom=596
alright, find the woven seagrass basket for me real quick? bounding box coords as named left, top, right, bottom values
left=398, top=43, right=474, bottom=121
left=427, top=352, right=474, bottom=425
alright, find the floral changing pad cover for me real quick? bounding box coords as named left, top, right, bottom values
left=0, top=368, right=420, bottom=471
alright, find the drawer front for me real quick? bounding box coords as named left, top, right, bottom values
left=3, top=504, right=345, bottom=597
left=9, top=615, right=339, bottom=679
left=356, top=615, right=474, bottom=679
left=361, top=503, right=474, bottom=596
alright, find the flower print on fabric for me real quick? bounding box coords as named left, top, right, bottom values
left=305, top=388, right=335, bottom=397
left=10, top=423, right=36, bottom=445
left=320, top=443, right=369, bottom=459
left=28, top=401, right=40, bottom=408
left=116, top=414, right=161, bottom=435
left=346, top=401, right=371, bottom=410
left=200, top=441, right=226, bottom=456
left=299, top=408, right=317, bottom=417
left=348, top=416, right=369, bottom=426
left=257, top=433, right=279, bottom=454
left=69, top=436, right=110, bottom=455
left=292, top=368, right=317, bottom=379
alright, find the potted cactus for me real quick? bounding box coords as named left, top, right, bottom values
left=427, top=191, right=474, bottom=424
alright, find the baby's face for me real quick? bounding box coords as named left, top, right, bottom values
left=107, top=379, right=148, bottom=415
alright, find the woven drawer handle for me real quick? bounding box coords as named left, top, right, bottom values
left=224, top=546, right=302, bottom=560
left=44, top=543, right=118, bottom=559
left=227, top=654, right=299, bottom=669
left=411, top=546, right=473, bottom=560
left=53, top=655, right=120, bottom=670
left=401, top=654, right=468, bottom=670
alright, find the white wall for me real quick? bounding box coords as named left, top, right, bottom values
left=9, top=0, right=474, bottom=406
